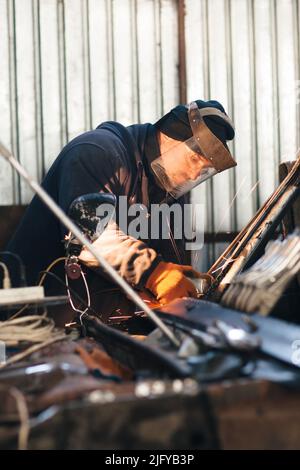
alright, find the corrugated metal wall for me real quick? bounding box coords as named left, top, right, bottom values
left=0, top=0, right=179, bottom=203
left=0, top=0, right=300, bottom=265
left=186, top=0, right=300, bottom=268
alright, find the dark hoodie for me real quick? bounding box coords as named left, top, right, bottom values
left=6, top=122, right=187, bottom=304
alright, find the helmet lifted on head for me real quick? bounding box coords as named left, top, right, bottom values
left=151, top=101, right=236, bottom=199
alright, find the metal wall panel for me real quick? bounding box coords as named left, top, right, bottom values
left=0, top=0, right=300, bottom=253
left=136, top=0, right=162, bottom=122
left=0, top=0, right=14, bottom=204
left=0, top=0, right=177, bottom=200
left=184, top=0, right=300, bottom=270
left=39, top=0, right=62, bottom=170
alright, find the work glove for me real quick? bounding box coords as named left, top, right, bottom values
left=145, top=261, right=213, bottom=305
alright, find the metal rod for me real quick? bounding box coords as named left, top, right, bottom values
left=0, top=141, right=181, bottom=348
left=177, top=0, right=187, bottom=104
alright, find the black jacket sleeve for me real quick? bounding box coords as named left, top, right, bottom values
left=59, top=143, right=160, bottom=288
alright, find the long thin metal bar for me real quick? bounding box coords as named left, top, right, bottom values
left=8, top=0, right=21, bottom=204
left=177, top=0, right=187, bottom=104
left=132, top=0, right=140, bottom=123
left=0, top=141, right=180, bottom=348
left=32, top=0, right=45, bottom=180
left=82, top=0, right=92, bottom=131
left=270, top=0, right=280, bottom=174
left=248, top=0, right=259, bottom=212
left=57, top=0, right=68, bottom=146
left=203, top=0, right=215, bottom=266
left=107, top=0, right=116, bottom=120
left=225, top=0, right=237, bottom=232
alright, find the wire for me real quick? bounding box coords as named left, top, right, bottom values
left=38, top=270, right=98, bottom=316
left=9, top=387, right=30, bottom=450
left=0, top=261, right=11, bottom=289
left=0, top=315, right=64, bottom=346
left=38, top=257, right=66, bottom=287
left=9, top=256, right=67, bottom=319
left=0, top=251, right=27, bottom=286
left=0, top=335, right=67, bottom=370
left=0, top=385, right=30, bottom=450
left=9, top=260, right=100, bottom=322
left=9, top=304, right=28, bottom=320
left=65, top=269, right=91, bottom=323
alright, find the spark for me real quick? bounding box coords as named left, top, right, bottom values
left=215, top=175, right=247, bottom=235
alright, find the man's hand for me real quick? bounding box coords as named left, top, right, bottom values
left=145, top=261, right=213, bottom=305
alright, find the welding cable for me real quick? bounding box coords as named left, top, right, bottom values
left=39, top=256, right=92, bottom=321
left=38, top=257, right=67, bottom=287
left=40, top=270, right=129, bottom=322
left=65, top=268, right=91, bottom=323
left=0, top=261, right=11, bottom=289
left=38, top=270, right=98, bottom=316
left=0, top=314, right=67, bottom=368
left=9, top=257, right=67, bottom=319
left=0, top=251, right=27, bottom=286
left=0, top=315, right=64, bottom=346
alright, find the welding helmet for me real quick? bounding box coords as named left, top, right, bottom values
left=151, top=101, right=236, bottom=199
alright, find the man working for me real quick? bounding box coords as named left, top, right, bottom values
left=7, top=99, right=235, bottom=318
